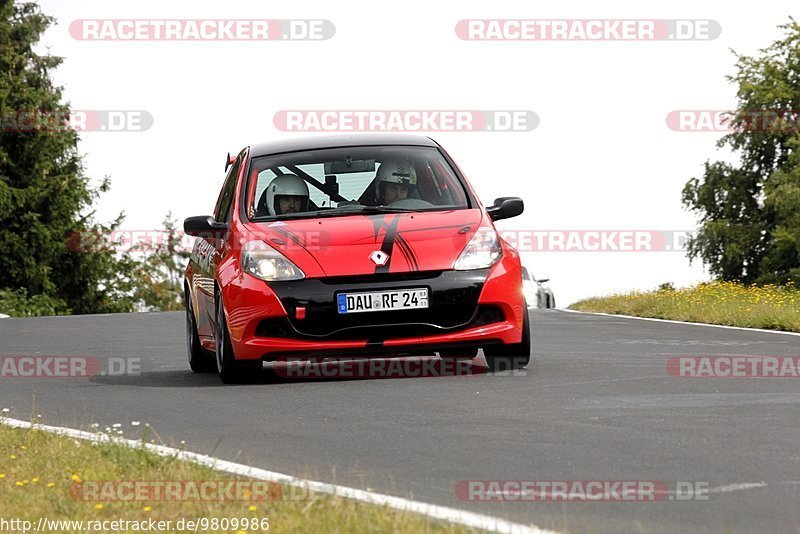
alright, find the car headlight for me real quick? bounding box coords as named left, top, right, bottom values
left=453, top=228, right=503, bottom=270
left=242, top=241, right=305, bottom=281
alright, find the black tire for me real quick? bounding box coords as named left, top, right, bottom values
left=215, top=293, right=262, bottom=384
left=536, top=289, right=546, bottom=309
left=186, top=289, right=216, bottom=373
left=547, top=292, right=556, bottom=309
left=483, top=307, right=531, bottom=372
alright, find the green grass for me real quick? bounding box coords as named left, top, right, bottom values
left=0, top=423, right=484, bottom=533
left=569, top=281, right=800, bottom=332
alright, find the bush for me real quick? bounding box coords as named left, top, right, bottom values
left=570, top=281, right=800, bottom=332
left=0, top=288, right=70, bottom=317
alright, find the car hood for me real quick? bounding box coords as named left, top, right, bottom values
left=246, top=209, right=484, bottom=277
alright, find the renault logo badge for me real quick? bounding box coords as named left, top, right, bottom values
left=370, top=250, right=389, bottom=266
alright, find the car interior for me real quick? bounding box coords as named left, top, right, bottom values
left=248, top=148, right=469, bottom=219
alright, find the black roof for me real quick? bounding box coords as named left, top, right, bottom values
left=248, top=134, right=439, bottom=158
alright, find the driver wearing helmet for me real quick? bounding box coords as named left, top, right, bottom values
left=375, top=160, right=417, bottom=205
left=265, top=174, right=310, bottom=215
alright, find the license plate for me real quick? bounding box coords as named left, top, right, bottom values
left=337, top=288, right=429, bottom=314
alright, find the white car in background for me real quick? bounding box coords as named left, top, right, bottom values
left=522, top=267, right=556, bottom=309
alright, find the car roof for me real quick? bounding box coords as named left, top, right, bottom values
left=249, top=134, right=440, bottom=158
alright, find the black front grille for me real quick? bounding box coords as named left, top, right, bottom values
left=255, top=304, right=504, bottom=341
left=268, top=270, right=488, bottom=338
left=256, top=270, right=499, bottom=340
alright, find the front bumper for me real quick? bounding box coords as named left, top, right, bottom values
left=223, top=261, right=525, bottom=361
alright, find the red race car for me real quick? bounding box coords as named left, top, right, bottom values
left=184, top=134, right=529, bottom=383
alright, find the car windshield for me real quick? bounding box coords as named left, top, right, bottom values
left=245, top=146, right=470, bottom=220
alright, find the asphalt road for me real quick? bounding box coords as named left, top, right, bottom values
left=1, top=310, right=799, bottom=533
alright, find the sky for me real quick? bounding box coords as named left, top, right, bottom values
left=34, top=0, right=798, bottom=306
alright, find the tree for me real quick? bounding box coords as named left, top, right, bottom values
left=0, top=1, right=135, bottom=315
left=130, top=212, right=189, bottom=311
left=682, top=18, right=800, bottom=285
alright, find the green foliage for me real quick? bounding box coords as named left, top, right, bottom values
left=570, top=281, right=800, bottom=332
left=0, top=287, right=69, bottom=316
left=130, top=212, right=189, bottom=311
left=683, top=18, right=800, bottom=285
left=0, top=1, right=136, bottom=314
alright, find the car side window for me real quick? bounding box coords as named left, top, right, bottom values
left=215, top=157, right=241, bottom=223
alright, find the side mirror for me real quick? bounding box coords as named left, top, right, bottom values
left=225, top=153, right=236, bottom=171
left=184, top=216, right=228, bottom=238
left=486, top=197, right=524, bottom=221
left=537, top=278, right=550, bottom=284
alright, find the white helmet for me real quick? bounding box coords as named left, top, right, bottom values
left=375, top=160, right=417, bottom=201
left=265, top=174, right=310, bottom=216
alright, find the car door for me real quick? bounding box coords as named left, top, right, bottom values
left=192, top=153, right=243, bottom=346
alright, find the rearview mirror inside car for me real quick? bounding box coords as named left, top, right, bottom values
left=325, top=174, right=340, bottom=196
left=325, top=159, right=376, bottom=174
left=486, top=197, right=524, bottom=221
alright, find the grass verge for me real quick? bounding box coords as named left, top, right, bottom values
left=0, top=423, right=479, bottom=533
left=569, top=281, right=800, bottom=332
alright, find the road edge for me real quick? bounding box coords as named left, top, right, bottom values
left=558, top=308, right=800, bottom=337
left=0, top=417, right=555, bottom=534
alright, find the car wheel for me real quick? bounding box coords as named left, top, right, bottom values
left=547, top=292, right=556, bottom=309
left=215, top=293, right=261, bottom=384
left=186, top=289, right=216, bottom=373
left=483, top=307, right=531, bottom=372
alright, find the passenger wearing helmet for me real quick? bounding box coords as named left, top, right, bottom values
left=375, top=160, right=417, bottom=205
left=265, top=174, right=310, bottom=216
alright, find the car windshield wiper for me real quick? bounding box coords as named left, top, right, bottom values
left=250, top=205, right=420, bottom=222
left=341, top=205, right=417, bottom=213
left=252, top=210, right=351, bottom=221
